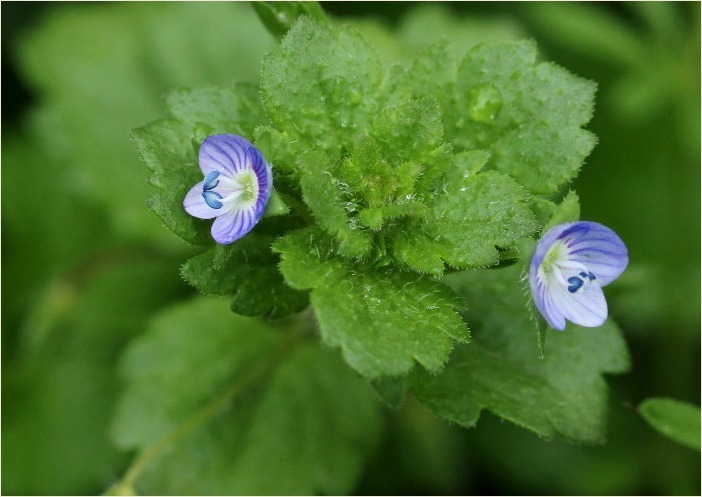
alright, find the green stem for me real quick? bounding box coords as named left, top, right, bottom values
left=106, top=334, right=298, bottom=495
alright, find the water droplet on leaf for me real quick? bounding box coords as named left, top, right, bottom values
left=466, top=83, right=502, bottom=123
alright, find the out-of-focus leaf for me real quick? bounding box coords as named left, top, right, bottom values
left=2, top=259, right=189, bottom=495
left=16, top=2, right=274, bottom=241
left=252, top=1, right=327, bottom=39
left=521, top=3, right=642, bottom=66
left=639, top=398, right=701, bottom=450
left=112, top=297, right=382, bottom=494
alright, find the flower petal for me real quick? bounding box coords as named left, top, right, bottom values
left=546, top=270, right=608, bottom=328
left=198, top=134, right=255, bottom=176
left=210, top=206, right=257, bottom=245
left=247, top=146, right=273, bottom=217
left=559, top=221, right=628, bottom=286
left=183, top=182, right=220, bottom=219
left=531, top=272, right=567, bottom=330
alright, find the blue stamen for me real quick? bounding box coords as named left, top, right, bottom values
left=579, top=271, right=596, bottom=281
left=203, top=190, right=224, bottom=209
left=203, top=171, right=220, bottom=191
left=567, top=276, right=584, bottom=293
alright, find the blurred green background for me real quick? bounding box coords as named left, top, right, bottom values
left=2, top=2, right=699, bottom=495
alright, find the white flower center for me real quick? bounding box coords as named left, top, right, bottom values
left=203, top=170, right=259, bottom=212
left=538, top=240, right=596, bottom=294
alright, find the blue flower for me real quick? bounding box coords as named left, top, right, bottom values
left=529, top=221, right=628, bottom=330
left=183, top=134, right=272, bottom=245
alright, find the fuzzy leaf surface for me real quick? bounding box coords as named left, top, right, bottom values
left=411, top=264, right=630, bottom=444
left=274, top=228, right=468, bottom=378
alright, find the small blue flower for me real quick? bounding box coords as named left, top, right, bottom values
left=183, top=134, right=272, bottom=245
left=529, top=221, right=628, bottom=330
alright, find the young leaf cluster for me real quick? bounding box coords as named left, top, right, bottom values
left=134, top=14, right=610, bottom=417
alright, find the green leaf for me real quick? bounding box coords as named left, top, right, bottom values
left=3, top=258, right=188, bottom=495
left=131, top=120, right=209, bottom=246
left=273, top=227, right=347, bottom=290
left=165, top=83, right=266, bottom=136
left=521, top=2, right=642, bottom=66
left=359, top=202, right=427, bottom=231
left=543, top=190, right=581, bottom=233
left=639, top=398, right=701, bottom=450
left=17, top=2, right=273, bottom=241
left=252, top=2, right=328, bottom=40
left=229, top=265, right=309, bottom=319
left=263, top=190, right=291, bottom=217
left=390, top=151, right=537, bottom=274
left=491, top=123, right=597, bottom=195
left=299, top=152, right=373, bottom=257
left=449, top=40, right=597, bottom=195
left=312, top=273, right=468, bottom=378
left=390, top=230, right=445, bottom=277
left=429, top=159, right=538, bottom=268
left=253, top=125, right=300, bottom=177
left=134, top=81, right=273, bottom=245
left=339, top=138, right=426, bottom=212
left=261, top=17, right=383, bottom=157
left=394, top=41, right=458, bottom=107
left=411, top=264, right=630, bottom=444
left=370, top=97, right=444, bottom=165
left=181, top=236, right=308, bottom=319
left=274, top=228, right=469, bottom=378
left=112, top=297, right=382, bottom=494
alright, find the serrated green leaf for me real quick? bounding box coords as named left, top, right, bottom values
left=312, top=271, right=468, bottom=378
left=112, top=297, right=381, bottom=494
left=299, top=152, right=373, bottom=257
left=253, top=125, right=299, bottom=176
left=263, top=190, right=291, bottom=217
left=181, top=236, right=307, bottom=319
left=229, top=265, right=309, bottom=319
left=543, top=190, right=581, bottom=233
left=390, top=150, right=537, bottom=274
left=359, top=202, right=427, bottom=231
left=274, top=228, right=468, bottom=378
left=411, top=264, right=630, bottom=444
left=132, top=120, right=209, bottom=245
left=491, top=123, right=597, bottom=195
left=261, top=17, right=383, bottom=156
left=145, top=193, right=209, bottom=246
left=370, top=97, right=444, bottom=164
left=639, top=398, right=701, bottom=450
left=273, top=227, right=346, bottom=289
left=165, top=83, right=266, bottom=136
left=449, top=40, right=597, bottom=195
left=528, top=196, right=558, bottom=229
left=390, top=230, right=445, bottom=277
left=429, top=161, right=538, bottom=268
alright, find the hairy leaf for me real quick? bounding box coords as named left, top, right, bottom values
left=411, top=264, right=630, bottom=444
left=274, top=228, right=468, bottom=377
